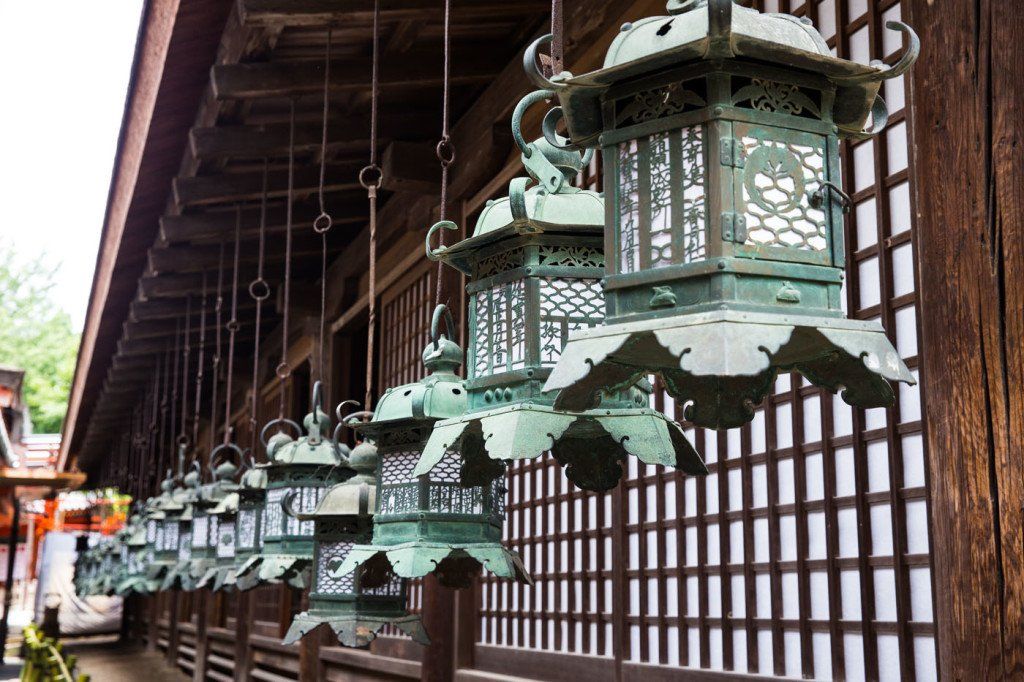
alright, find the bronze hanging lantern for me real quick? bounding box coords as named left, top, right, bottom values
left=283, top=437, right=428, bottom=647
left=232, top=456, right=267, bottom=579
left=337, top=306, right=530, bottom=590
left=144, top=470, right=184, bottom=588
left=416, top=90, right=706, bottom=492
left=526, top=0, right=918, bottom=429
left=235, top=382, right=353, bottom=591
left=115, top=511, right=157, bottom=595
left=161, top=462, right=201, bottom=591
left=197, top=448, right=243, bottom=591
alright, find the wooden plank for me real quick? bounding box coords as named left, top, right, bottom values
left=212, top=51, right=503, bottom=100
left=908, top=0, right=1024, bottom=679
left=381, top=141, right=441, bottom=195
left=239, top=0, right=549, bottom=27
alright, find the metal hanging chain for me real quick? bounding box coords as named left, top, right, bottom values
left=314, top=27, right=335, bottom=384
left=209, top=242, right=225, bottom=453
left=179, top=297, right=192, bottom=446
left=223, top=206, right=242, bottom=445
left=550, top=0, right=564, bottom=76
left=171, top=317, right=182, bottom=462
left=433, top=0, right=455, bottom=310
left=277, top=99, right=297, bottom=422
left=315, top=27, right=334, bottom=233
left=159, top=344, right=172, bottom=478
left=359, top=0, right=383, bottom=411
left=192, top=271, right=208, bottom=455
left=249, top=159, right=271, bottom=452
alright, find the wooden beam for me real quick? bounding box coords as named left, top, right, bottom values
left=909, top=0, right=1024, bottom=679
left=148, top=234, right=342, bottom=273
left=0, top=468, right=85, bottom=490
left=173, top=163, right=363, bottom=207
left=189, top=113, right=435, bottom=160
left=381, top=141, right=441, bottom=195
left=239, top=0, right=549, bottom=27
left=160, top=201, right=366, bottom=243
left=212, top=51, right=501, bottom=100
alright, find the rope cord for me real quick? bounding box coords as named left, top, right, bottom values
left=360, top=0, right=382, bottom=411
left=277, top=99, right=297, bottom=421
left=223, top=206, right=242, bottom=445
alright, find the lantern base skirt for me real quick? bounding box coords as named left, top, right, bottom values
left=416, top=403, right=707, bottom=491
left=188, top=558, right=218, bottom=585
left=543, top=310, right=915, bottom=429
left=197, top=566, right=237, bottom=592
left=337, top=542, right=531, bottom=589
left=283, top=611, right=429, bottom=648
left=161, top=562, right=196, bottom=591
left=145, top=561, right=173, bottom=583
left=115, top=576, right=157, bottom=596
left=234, top=555, right=311, bottom=591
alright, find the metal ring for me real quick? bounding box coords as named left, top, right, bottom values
left=209, top=442, right=244, bottom=471
left=259, top=417, right=303, bottom=449
left=275, top=362, right=291, bottom=380
left=435, top=137, right=456, bottom=166
left=313, top=212, right=333, bottom=234
left=176, top=434, right=189, bottom=447
left=359, top=164, right=383, bottom=190
left=248, top=278, right=270, bottom=301
left=226, top=319, right=240, bottom=332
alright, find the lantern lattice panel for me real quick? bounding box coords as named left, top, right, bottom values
left=477, top=1, right=936, bottom=679
left=739, top=133, right=829, bottom=251
left=178, top=533, right=191, bottom=562
left=192, top=516, right=208, bottom=549
left=616, top=126, right=706, bottom=274
left=237, top=509, right=257, bottom=550
left=379, top=450, right=421, bottom=515
left=539, top=278, right=604, bottom=366
left=473, top=280, right=527, bottom=377
left=161, top=521, right=178, bottom=552
left=284, top=486, right=322, bottom=536
left=264, top=489, right=285, bottom=537
left=217, top=520, right=235, bottom=559
left=316, top=540, right=356, bottom=594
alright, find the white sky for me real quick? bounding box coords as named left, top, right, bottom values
left=0, top=1, right=144, bottom=331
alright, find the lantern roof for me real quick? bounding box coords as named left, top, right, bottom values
left=261, top=407, right=352, bottom=468
left=527, top=0, right=919, bottom=143
left=298, top=441, right=378, bottom=521
left=357, top=337, right=467, bottom=436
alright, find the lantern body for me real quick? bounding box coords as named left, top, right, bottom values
left=115, top=516, right=155, bottom=595
left=162, top=470, right=201, bottom=590
left=338, top=327, right=530, bottom=590
left=235, top=408, right=353, bottom=592
left=144, top=475, right=183, bottom=586
left=197, top=460, right=242, bottom=592
left=233, top=466, right=266, bottom=577
left=416, top=103, right=706, bottom=491
left=284, top=444, right=427, bottom=647
left=533, top=0, right=918, bottom=429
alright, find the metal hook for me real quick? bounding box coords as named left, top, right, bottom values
left=832, top=21, right=919, bottom=85
left=331, top=399, right=364, bottom=442
left=425, top=220, right=458, bottom=261
left=523, top=34, right=567, bottom=91
left=512, top=90, right=556, bottom=156
left=431, top=304, right=455, bottom=348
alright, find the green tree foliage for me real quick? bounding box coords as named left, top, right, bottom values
left=0, top=241, right=80, bottom=433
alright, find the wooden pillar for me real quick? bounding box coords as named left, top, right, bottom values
left=147, top=595, right=160, bottom=652
left=420, top=575, right=457, bottom=682
left=192, top=591, right=210, bottom=681
left=908, top=0, right=1024, bottom=678
left=233, top=589, right=252, bottom=682
left=167, top=591, right=181, bottom=664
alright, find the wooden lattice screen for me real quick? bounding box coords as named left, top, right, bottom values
left=477, top=0, right=935, bottom=679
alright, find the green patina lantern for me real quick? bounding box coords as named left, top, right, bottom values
left=115, top=513, right=157, bottom=595
left=232, top=457, right=267, bottom=579
left=162, top=465, right=201, bottom=591
left=235, top=383, right=353, bottom=591
left=94, top=537, right=119, bottom=596
left=282, top=438, right=428, bottom=647
left=527, top=0, right=918, bottom=429
left=337, top=306, right=530, bottom=589
left=416, top=90, right=707, bottom=492
left=143, top=471, right=184, bottom=588
left=187, top=458, right=237, bottom=589
left=197, top=449, right=244, bottom=591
